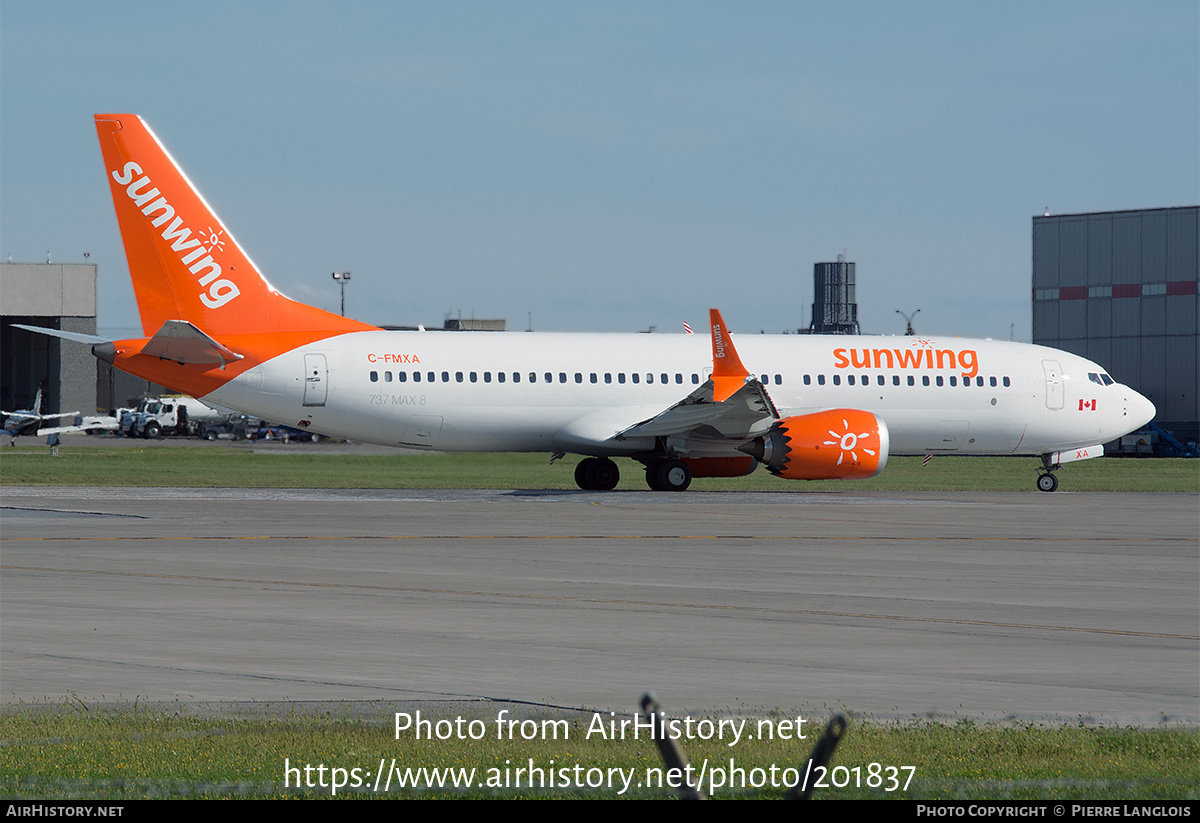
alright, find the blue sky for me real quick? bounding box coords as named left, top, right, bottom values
left=2, top=1, right=1196, bottom=339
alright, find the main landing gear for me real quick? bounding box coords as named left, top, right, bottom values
left=574, top=457, right=620, bottom=490
left=572, top=457, right=694, bottom=491
left=644, top=459, right=692, bottom=492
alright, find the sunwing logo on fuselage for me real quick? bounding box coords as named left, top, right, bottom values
left=110, top=161, right=241, bottom=309
left=833, top=339, right=979, bottom=379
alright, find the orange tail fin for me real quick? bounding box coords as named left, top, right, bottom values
left=95, top=114, right=376, bottom=339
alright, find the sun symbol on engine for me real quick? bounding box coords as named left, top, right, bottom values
left=201, top=226, right=226, bottom=252
left=824, top=419, right=876, bottom=466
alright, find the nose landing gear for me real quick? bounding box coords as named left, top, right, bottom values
left=1036, top=472, right=1059, bottom=492
left=1037, top=453, right=1061, bottom=492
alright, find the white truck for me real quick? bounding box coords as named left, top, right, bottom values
left=122, top=396, right=223, bottom=438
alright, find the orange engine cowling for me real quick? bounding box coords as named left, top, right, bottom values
left=740, top=409, right=890, bottom=480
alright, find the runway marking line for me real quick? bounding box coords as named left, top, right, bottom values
left=3, top=564, right=1195, bottom=642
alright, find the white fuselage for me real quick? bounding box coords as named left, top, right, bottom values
left=201, top=331, right=1155, bottom=459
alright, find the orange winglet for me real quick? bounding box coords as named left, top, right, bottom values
left=709, top=308, right=749, bottom=403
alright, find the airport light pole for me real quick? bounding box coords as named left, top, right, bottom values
left=896, top=308, right=920, bottom=336
left=331, top=271, right=351, bottom=316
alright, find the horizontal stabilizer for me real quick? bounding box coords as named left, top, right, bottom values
left=139, top=320, right=245, bottom=368
left=12, top=324, right=114, bottom=346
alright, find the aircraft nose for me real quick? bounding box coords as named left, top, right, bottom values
left=1126, top=388, right=1156, bottom=430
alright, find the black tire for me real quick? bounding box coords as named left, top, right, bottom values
left=145, top=422, right=161, bottom=439
left=575, top=458, right=597, bottom=490
left=204, top=431, right=217, bottom=441
left=589, top=458, right=619, bottom=490
left=649, top=459, right=691, bottom=492
left=1036, top=473, right=1059, bottom=493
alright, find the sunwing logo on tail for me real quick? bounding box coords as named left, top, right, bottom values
left=111, top=161, right=241, bottom=309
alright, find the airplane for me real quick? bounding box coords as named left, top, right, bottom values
left=17, top=114, right=1157, bottom=491
left=1, top=384, right=117, bottom=444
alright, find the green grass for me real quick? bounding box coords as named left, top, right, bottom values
left=0, top=703, right=1195, bottom=799
left=1, top=447, right=1197, bottom=492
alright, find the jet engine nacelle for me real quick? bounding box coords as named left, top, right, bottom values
left=741, top=408, right=890, bottom=480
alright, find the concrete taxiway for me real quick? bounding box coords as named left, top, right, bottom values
left=1, top=487, right=1196, bottom=724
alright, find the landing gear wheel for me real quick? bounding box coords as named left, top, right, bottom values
left=575, top=457, right=620, bottom=490
left=1036, top=472, right=1059, bottom=493
left=647, top=459, right=692, bottom=492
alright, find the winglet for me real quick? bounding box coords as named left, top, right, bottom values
left=709, top=309, right=750, bottom=403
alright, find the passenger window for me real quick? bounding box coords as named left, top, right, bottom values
left=590, top=373, right=597, bottom=384
left=848, top=375, right=856, bottom=386
left=936, top=376, right=944, bottom=387
left=605, top=373, right=612, bottom=384
left=512, top=372, right=520, bottom=383
left=484, top=372, right=491, bottom=383
left=1003, top=376, right=1011, bottom=387
left=618, top=373, right=626, bottom=384
left=661, top=373, right=668, bottom=384
left=922, top=376, right=930, bottom=386
left=832, top=374, right=841, bottom=386
left=470, top=372, right=477, bottom=383
left=950, top=376, right=957, bottom=387
left=384, top=371, right=393, bottom=382
left=803, top=374, right=811, bottom=385
left=427, top=372, right=434, bottom=382
left=442, top=371, right=449, bottom=382
left=646, top=374, right=654, bottom=384
left=529, top=372, right=536, bottom=383
left=892, top=375, right=900, bottom=386
left=498, top=372, right=506, bottom=383
left=414, top=371, right=422, bottom=383
left=398, top=372, right=407, bottom=383
left=456, top=372, right=463, bottom=383
left=544, top=372, right=552, bottom=384
left=691, top=374, right=699, bottom=384
left=775, top=375, right=782, bottom=385
left=817, top=374, right=825, bottom=386
left=632, top=374, right=640, bottom=384
left=676, top=374, right=683, bottom=384
left=574, top=373, right=582, bottom=383
left=976, top=377, right=983, bottom=387
left=559, top=372, right=567, bottom=383
left=760, top=374, right=768, bottom=384
left=370, top=371, right=378, bottom=382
